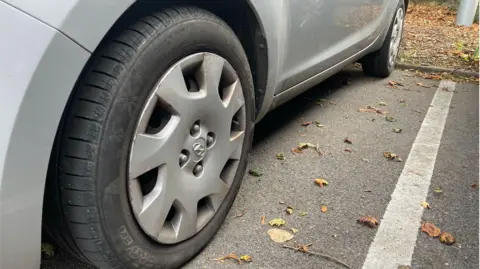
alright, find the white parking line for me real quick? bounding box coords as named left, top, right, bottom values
left=361, top=80, right=455, bottom=269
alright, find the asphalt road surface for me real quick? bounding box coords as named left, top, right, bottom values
left=41, top=69, right=479, bottom=269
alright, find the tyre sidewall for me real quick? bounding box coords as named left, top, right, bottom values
left=96, top=17, right=254, bottom=268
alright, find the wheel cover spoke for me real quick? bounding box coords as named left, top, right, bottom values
left=128, top=52, right=247, bottom=244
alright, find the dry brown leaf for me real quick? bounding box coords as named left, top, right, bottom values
left=235, top=208, right=247, bottom=217
left=321, top=205, right=328, bottom=213
left=344, top=137, right=352, bottom=144
left=421, top=222, right=441, bottom=237
left=439, top=232, right=456, bottom=245
left=420, top=201, right=431, bottom=209
left=344, top=148, right=353, bottom=153
left=383, top=151, right=402, bottom=162
left=291, top=147, right=303, bottom=154
left=240, top=255, right=253, bottom=262
left=302, top=121, right=312, bottom=126
left=471, top=183, right=478, bottom=189
left=295, top=243, right=312, bottom=253
left=416, top=82, right=430, bottom=88
left=358, top=105, right=388, bottom=115
left=267, top=228, right=294, bottom=243
left=214, top=253, right=242, bottom=264
left=314, top=178, right=329, bottom=187
left=358, top=216, right=379, bottom=228
left=261, top=215, right=265, bottom=225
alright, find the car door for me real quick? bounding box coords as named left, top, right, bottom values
left=276, top=0, right=390, bottom=93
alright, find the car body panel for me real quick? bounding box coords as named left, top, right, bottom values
left=0, top=1, right=401, bottom=268
left=0, top=2, right=90, bottom=268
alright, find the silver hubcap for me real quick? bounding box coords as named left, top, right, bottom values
left=128, top=53, right=246, bottom=244
left=389, top=8, right=404, bottom=67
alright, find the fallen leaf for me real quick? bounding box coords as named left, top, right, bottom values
left=279, top=201, right=285, bottom=204
left=267, top=228, right=294, bottom=243
left=301, top=121, right=312, bottom=126
left=385, top=116, right=396, bottom=122
left=295, top=244, right=312, bottom=253
left=261, top=215, right=265, bottom=225
left=358, top=105, right=388, bottom=115
left=248, top=169, right=263, bottom=177
left=214, top=253, right=241, bottom=264
left=439, top=232, right=456, bottom=245
left=41, top=243, right=55, bottom=258
left=344, top=148, right=353, bottom=153
left=434, top=186, right=443, bottom=193
left=234, top=208, right=247, bottom=217
left=290, top=227, right=299, bottom=233
left=269, top=218, right=286, bottom=227
left=471, top=184, right=477, bottom=189
left=321, top=205, right=328, bottom=213
left=420, top=201, right=431, bottom=209
left=299, top=211, right=308, bottom=216
left=291, top=147, right=303, bottom=154
left=344, top=137, right=352, bottom=144
left=358, top=216, right=379, bottom=228
left=388, top=80, right=400, bottom=87
left=421, top=222, right=441, bottom=237
left=298, top=142, right=316, bottom=149
left=378, top=101, right=388, bottom=106
left=240, top=255, right=253, bottom=262
left=276, top=153, right=285, bottom=160
left=314, top=178, right=329, bottom=187
left=393, top=128, right=403, bottom=133
left=314, top=120, right=324, bottom=128
left=399, top=98, right=406, bottom=104
left=383, top=152, right=402, bottom=162
left=416, top=82, right=430, bottom=88
left=285, top=206, right=294, bottom=215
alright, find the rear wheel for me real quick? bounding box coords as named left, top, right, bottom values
left=362, top=0, right=405, bottom=77
left=44, top=7, right=254, bottom=269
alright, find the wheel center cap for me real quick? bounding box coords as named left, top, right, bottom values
left=192, top=138, right=206, bottom=161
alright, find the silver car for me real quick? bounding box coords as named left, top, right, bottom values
left=0, top=0, right=406, bottom=268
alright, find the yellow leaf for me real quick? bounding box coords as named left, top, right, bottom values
left=420, top=201, right=431, bottom=209
left=240, top=255, right=253, bottom=262
left=285, top=206, right=294, bottom=215
left=290, top=227, right=299, bottom=233
left=321, top=205, right=328, bottom=213
left=314, top=178, right=329, bottom=187
left=268, top=218, right=286, bottom=227
left=267, top=228, right=294, bottom=243
left=261, top=215, right=265, bottom=225
left=300, top=211, right=307, bottom=216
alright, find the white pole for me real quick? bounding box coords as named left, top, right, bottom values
left=456, top=0, right=479, bottom=26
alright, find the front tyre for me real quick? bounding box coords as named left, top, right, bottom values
left=362, top=0, right=405, bottom=77
left=44, top=7, right=254, bottom=269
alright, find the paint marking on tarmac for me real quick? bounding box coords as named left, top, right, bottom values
left=362, top=80, right=455, bottom=269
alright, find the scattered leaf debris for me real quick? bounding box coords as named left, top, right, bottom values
left=301, top=121, right=312, bottom=126
left=300, top=211, right=308, bottom=216
left=276, top=153, right=285, bottom=160
left=471, top=184, right=478, bottom=189
left=421, top=222, right=441, bottom=237
left=344, top=148, right=353, bottom=153
left=385, top=116, right=396, bottom=122
left=315, top=178, right=329, bottom=187
left=234, top=208, right=247, bottom=218
left=321, top=205, right=328, bottom=213
left=378, top=101, right=388, bottom=106
left=416, top=82, right=430, bottom=88
left=434, top=187, right=443, bottom=193
left=344, top=137, right=352, bottom=144
left=282, top=244, right=351, bottom=269
left=269, top=218, right=286, bottom=227
left=248, top=169, right=263, bottom=177
left=358, top=216, right=379, bottom=228
left=393, top=128, right=403, bottom=133
left=214, top=253, right=242, bottom=264
left=261, top=215, right=265, bottom=225
left=388, top=80, right=404, bottom=87
left=290, top=227, right=299, bottom=233
left=285, top=206, right=294, bottom=215
left=293, top=142, right=322, bottom=155
left=383, top=152, right=402, bottom=162
left=41, top=242, right=55, bottom=258
left=267, top=228, right=294, bottom=243
left=240, top=255, right=252, bottom=263
left=314, top=120, right=325, bottom=128
left=358, top=105, right=388, bottom=115
left=439, top=232, right=456, bottom=245
left=420, top=201, right=431, bottom=209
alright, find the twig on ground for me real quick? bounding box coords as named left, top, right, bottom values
left=282, top=245, right=351, bottom=269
